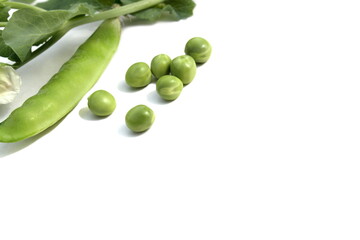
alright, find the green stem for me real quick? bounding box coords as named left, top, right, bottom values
left=14, top=0, right=166, bottom=69
left=2, top=2, right=45, bottom=12
left=0, top=22, right=7, bottom=27
left=66, top=0, right=164, bottom=28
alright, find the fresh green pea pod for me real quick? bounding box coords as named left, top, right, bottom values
left=0, top=18, right=121, bottom=142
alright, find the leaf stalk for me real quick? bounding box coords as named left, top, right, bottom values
left=13, top=0, right=167, bottom=69
left=66, top=0, right=165, bottom=28
left=2, top=1, right=45, bottom=12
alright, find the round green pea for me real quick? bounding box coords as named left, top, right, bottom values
left=151, top=54, right=171, bottom=79
left=170, top=55, right=197, bottom=85
left=125, top=105, right=155, bottom=133
left=185, top=37, right=212, bottom=64
left=156, top=75, right=183, bottom=101
left=125, top=62, right=152, bottom=88
left=87, top=90, right=116, bottom=117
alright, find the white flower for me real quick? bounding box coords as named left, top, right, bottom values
left=0, top=65, right=21, bottom=104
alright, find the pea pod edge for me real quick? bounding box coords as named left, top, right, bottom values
left=0, top=18, right=121, bottom=143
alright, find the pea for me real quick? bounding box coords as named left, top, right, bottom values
left=185, top=37, right=212, bottom=64
left=125, top=105, right=155, bottom=133
left=87, top=90, right=116, bottom=117
left=151, top=54, right=171, bottom=79
left=125, top=62, right=152, bottom=88
left=170, top=55, right=196, bottom=85
left=0, top=18, right=121, bottom=142
left=156, top=75, right=183, bottom=101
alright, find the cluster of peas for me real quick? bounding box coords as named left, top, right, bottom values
left=87, top=37, right=212, bottom=133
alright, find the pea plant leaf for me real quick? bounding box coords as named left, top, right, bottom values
left=0, top=5, right=10, bottom=21
left=2, top=3, right=96, bottom=62
left=9, top=0, right=36, bottom=3
left=36, top=0, right=115, bottom=11
left=120, top=0, right=195, bottom=21
left=163, top=0, right=196, bottom=20
left=0, top=30, right=20, bottom=63
left=0, top=30, right=14, bottom=57
left=1, top=0, right=196, bottom=68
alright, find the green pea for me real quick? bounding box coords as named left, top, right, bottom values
left=151, top=54, right=171, bottom=79
left=0, top=18, right=121, bottom=142
left=156, top=75, right=183, bottom=101
left=185, top=37, right=212, bottom=64
left=125, top=105, right=155, bottom=133
left=87, top=90, right=116, bottom=117
left=170, top=55, right=196, bottom=85
left=125, top=62, right=152, bottom=88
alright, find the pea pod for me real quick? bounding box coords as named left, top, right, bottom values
left=0, top=18, right=121, bottom=142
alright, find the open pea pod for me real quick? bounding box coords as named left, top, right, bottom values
left=0, top=18, right=121, bottom=142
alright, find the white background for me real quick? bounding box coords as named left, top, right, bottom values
left=1, top=0, right=360, bottom=239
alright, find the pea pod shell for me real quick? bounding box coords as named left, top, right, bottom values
left=0, top=18, right=121, bottom=142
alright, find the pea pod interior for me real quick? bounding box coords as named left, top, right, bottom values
left=0, top=18, right=121, bottom=143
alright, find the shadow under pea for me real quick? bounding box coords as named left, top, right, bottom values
left=118, top=125, right=147, bottom=138
left=0, top=116, right=65, bottom=158
left=78, top=107, right=109, bottom=121
left=147, top=91, right=173, bottom=105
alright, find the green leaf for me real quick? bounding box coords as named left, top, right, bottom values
left=98, top=0, right=116, bottom=6
left=0, top=6, right=10, bottom=21
left=9, top=0, right=36, bottom=3
left=2, top=4, right=96, bottom=62
left=164, top=0, right=195, bottom=20
left=0, top=30, right=14, bottom=57
left=36, top=0, right=114, bottom=11
left=120, top=0, right=195, bottom=21
left=0, top=30, right=19, bottom=62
